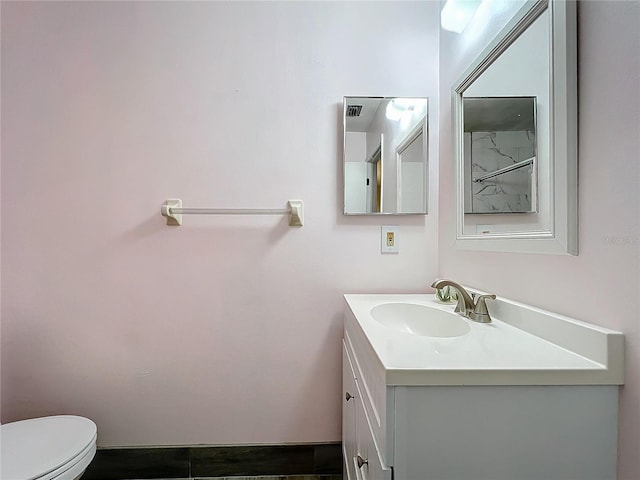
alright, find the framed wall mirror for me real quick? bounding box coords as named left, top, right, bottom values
left=343, top=96, right=428, bottom=215
left=453, top=0, right=577, bottom=254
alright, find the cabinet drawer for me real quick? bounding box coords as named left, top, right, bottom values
left=354, top=383, right=392, bottom=480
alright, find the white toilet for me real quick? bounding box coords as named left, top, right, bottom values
left=1, top=415, right=97, bottom=480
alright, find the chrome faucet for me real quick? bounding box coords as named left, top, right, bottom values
left=431, top=279, right=496, bottom=323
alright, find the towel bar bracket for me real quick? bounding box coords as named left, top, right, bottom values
left=161, top=199, right=183, bottom=226
left=288, top=200, right=304, bottom=227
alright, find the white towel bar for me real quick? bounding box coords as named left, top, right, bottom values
left=161, top=199, right=303, bottom=227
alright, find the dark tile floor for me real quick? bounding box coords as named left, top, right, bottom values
left=81, top=444, right=342, bottom=480
left=132, top=477, right=342, bottom=480
left=117, top=477, right=342, bottom=480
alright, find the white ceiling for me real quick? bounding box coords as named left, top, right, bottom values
left=344, top=97, right=384, bottom=132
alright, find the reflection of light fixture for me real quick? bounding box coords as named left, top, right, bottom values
left=441, top=0, right=482, bottom=34
left=385, top=99, right=417, bottom=121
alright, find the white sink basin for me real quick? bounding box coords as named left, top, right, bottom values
left=345, top=294, right=625, bottom=385
left=370, top=303, right=470, bottom=338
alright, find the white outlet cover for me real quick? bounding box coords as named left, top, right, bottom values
left=381, top=226, right=399, bottom=254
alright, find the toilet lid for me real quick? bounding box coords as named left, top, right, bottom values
left=0, top=415, right=97, bottom=480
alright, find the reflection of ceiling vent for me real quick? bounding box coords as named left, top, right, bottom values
left=346, top=105, right=363, bottom=117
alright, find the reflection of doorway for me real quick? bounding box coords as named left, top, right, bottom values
left=367, top=139, right=383, bottom=213
left=396, top=123, right=425, bottom=213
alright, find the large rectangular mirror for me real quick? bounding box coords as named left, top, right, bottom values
left=453, top=0, right=577, bottom=254
left=343, top=96, right=428, bottom=215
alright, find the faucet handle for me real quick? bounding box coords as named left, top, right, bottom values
left=470, top=294, right=496, bottom=323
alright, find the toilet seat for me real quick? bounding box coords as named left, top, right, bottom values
left=1, top=415, right=97, bottom=480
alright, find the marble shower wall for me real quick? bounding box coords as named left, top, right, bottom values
left=468, top=130, right=535, bottom=213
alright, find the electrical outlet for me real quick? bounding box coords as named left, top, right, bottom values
left=381, top=226, right=399, bottom=253
left=387, top=231, right=395, bottom=247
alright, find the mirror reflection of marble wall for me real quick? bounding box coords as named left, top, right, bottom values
left=461, top=6, right=548, bottom=217
left=464, top=97, right=537, bottom=214
left=456, top=2, right=552, bottom=228
left=343, top=96, right=428, bottom=215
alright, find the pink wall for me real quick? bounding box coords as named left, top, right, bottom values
left=0, top=1, right=440, bottom=446
left=438, top=1, right=640, bottom=479
left=3, top=1, right=637, bottom=476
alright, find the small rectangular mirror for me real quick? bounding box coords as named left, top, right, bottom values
left=463, top=96, right=537, bottom=214
left=343, top=96, right=428, bottom=215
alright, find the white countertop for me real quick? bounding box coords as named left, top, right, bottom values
left=344, top=294, right=624, bottom=386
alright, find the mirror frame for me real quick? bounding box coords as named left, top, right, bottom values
left=452, top=0, right=578, bottom=255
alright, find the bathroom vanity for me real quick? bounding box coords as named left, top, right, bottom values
left=342, top=294, right=624, bottom=480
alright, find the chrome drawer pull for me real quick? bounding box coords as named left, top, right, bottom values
left=357, top=454, right=368, bottom=468
left=345, top=392, right=354, bottom=401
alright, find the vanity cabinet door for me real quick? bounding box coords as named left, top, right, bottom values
left=344, top=320, right=393, bottom=465
left=343, top=341, right=358, bottom=480
left=354, top=388, right=392, bottom=480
